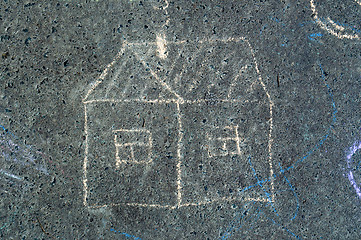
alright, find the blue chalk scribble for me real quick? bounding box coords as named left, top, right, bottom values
left=249, top=157, right=278, bottom=216
left=110, top=228, right=142, bottom=240
left=221, top=201, right=257, bottom=240
left=308, top=33, right=323, bottom=42
left=269, top=16, right=285, bottom=26
left=281, top=172, right=299, bottom=221
left=260, top=24, right=268, bottom=36
left=220, top=63, right=337, bottom=239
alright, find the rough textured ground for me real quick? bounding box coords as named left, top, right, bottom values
left=0, top=0, right=360, bottom=239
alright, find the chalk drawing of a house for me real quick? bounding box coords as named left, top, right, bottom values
left=83, top=37, right=275, bottom=209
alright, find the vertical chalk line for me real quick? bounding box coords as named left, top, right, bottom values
left=83, top=104, right=89, bottom=207
left=246, top=39, right=275, bottom=202
left=176, top=100, right=184, bottom=207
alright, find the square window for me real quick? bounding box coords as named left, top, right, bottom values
left=113, top=129, right=152, bottom=167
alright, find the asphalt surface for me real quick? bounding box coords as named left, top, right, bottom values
left=0, top=0, right=360, bottom=239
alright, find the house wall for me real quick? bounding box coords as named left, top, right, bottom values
left=85, top=101, right=180, bottom=207
left=179, top=97, right=271, bottom=204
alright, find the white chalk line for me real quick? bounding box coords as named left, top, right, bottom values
left=310, top=0, right=360, bottom=40
left=105, top=59, right=129, bottom=99
left=82, top=37, right=247, bottom=102
left=166, top=43, right=187, bottom=88
left=0, top=169, right=23, bottom=181
left=187, top=44, right=213, bottom=92
left=114, top=142, right=150, bottom=147
left=83, top=98, right=255, bottom=105
left=83, top=42, right=127, bottom=102
left=182, top=45, right=204, bottom=91
left=87, top=196, right=270, bottom=210
left=206, top=125, right=244, bottom=158
left=246, top=40, right=275, bottom=202
left=114, top=128, right=153, bottom=167
left=132, top=50, right=183, bottom=101
left=227, top=65, right=249, bottom=99
left=0, top=169, right=31, bottom=195
left=176, top=101, right=183, bottom=207
left=156, top=33, right=168, bottom=59
left=83, top=104, right=89, bottom=207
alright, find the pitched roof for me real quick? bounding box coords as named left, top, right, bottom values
left=83, top=37, right=267, bottom=104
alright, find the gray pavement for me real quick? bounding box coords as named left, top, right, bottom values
left=0, top=0, right=360, bottom=239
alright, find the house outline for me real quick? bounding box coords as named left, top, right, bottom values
left=82, top=36, right=275, bottom=209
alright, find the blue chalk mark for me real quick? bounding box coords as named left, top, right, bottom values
left=279, top=164, right=299, bottom=221
left=110, top=228, right=142, bottom=240
left=237, top=177, right=271, bottom=197
left=262, top=15, right=291, bottom=47
left=0, top=129, right=49, bottom=175
left=308, top=33, right=323, bottom=42
left=221, top=201, right=256, bottom=240
left=249, top=156, right=278, bottom=216
left=345, top=141, right=361, bottom=198
left=221, top=201, right=301, bottom=240
left=280, top=36, right=289, bottom=47
left=262, top=212, right=302, bottom=240
left=248, top=207, right=262, bottom=229
left=299, top=20, right=317, bottom=27
left=283, top=63, right=337, bottom=173
left=221, top=62, right=337, bottom=239
left=271, top=17, right=280, bottom=23
left=260, top=24, right=268, bottom=36
left=278, top=163, right=300, bottom=221
left=269, top=16, right=285, bottom=26
left=0, top=124, right=16, bottom=137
